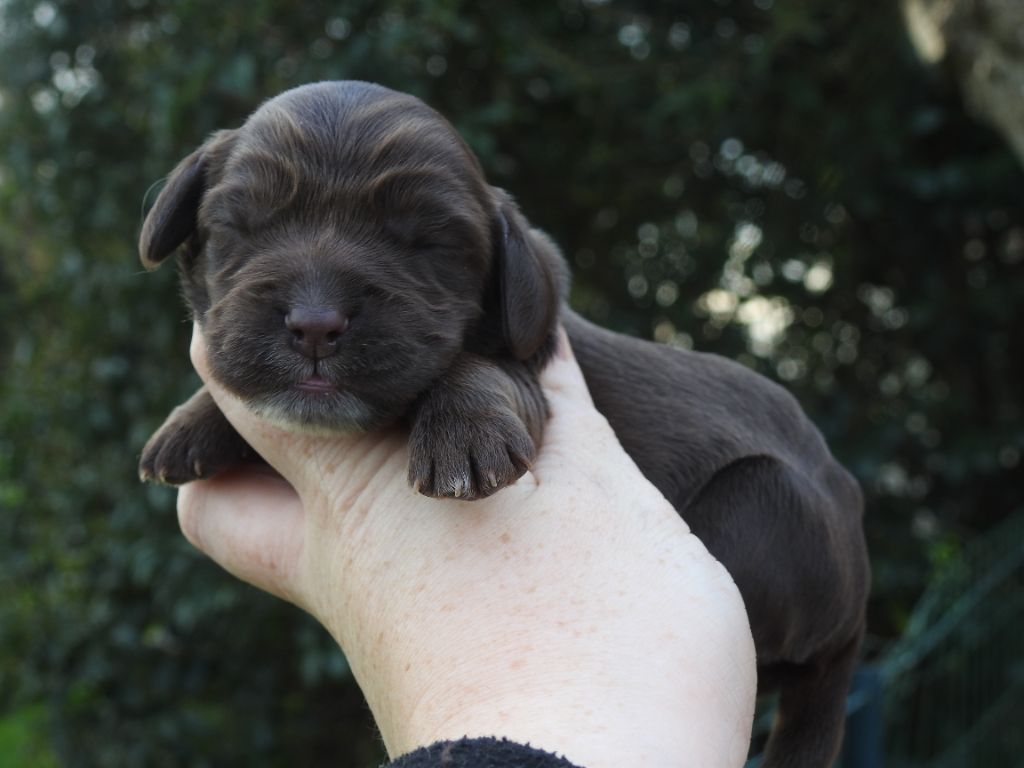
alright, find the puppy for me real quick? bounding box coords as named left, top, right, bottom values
left=138, top=81, right=870, bottom=768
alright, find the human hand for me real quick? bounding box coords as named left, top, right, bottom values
left=178, top=325, right=757, bottom=768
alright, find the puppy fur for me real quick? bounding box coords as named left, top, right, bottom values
left=138, top=81, right=870, bottom=767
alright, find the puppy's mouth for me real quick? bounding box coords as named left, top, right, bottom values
left=294, top=374, right=337, bottom=394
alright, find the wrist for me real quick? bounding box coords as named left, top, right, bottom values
left=355, top=556, right=755, bottom=768
left=386, top=647, right=753, bottom=768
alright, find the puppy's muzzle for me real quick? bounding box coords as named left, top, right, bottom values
left=285, top=305, right=350, bottom=359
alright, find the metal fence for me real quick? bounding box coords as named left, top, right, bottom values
left=752, top=509, right=1024, bottom=767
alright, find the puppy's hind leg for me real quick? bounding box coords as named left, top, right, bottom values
left=760, top=631, right=862, bottom=768
left=680, top=455, right=868, bottom=767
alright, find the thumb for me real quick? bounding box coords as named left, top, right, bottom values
left=536, top=327, right=622, bottom=464
left=538, top=326, right=596, bottom=409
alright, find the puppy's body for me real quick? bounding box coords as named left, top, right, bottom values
left=139, top=82, right=869, bottom=767
left=567, top=311, right=868, bottom=754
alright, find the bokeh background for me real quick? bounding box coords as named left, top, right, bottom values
left=1, top=1, right=1022, bottom=766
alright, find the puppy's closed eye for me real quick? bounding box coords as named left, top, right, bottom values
left=371, top=183, right=486, bottom=255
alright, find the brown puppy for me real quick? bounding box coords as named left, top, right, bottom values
left=139, top=81, right=869, bottom=767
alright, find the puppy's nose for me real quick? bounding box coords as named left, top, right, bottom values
left=285, top=306, right=349, bottom=359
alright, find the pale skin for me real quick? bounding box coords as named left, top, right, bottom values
left=178, top=325, right=758, bottom=768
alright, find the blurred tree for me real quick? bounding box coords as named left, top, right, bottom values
left=0, top=0, right=1021, bottom=765
left=903, top=0, right=1024, bottom=163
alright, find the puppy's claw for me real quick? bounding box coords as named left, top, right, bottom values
left=486, top=470, right=498, bottom=489
left=507, top=448, right=533, bottom=475
left=410, top=461, right=433, bottom=497
left=450, top=474, right=472, bottom=498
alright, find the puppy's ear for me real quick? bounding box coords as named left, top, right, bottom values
left=491, top=189, right=567, bottom=361
left=139, top=130, right=237, bottom=270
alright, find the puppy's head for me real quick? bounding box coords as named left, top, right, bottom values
left=140, top=81, right=563, bottom=432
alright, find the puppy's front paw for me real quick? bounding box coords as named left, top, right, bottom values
left=408, top=410, right=536, bottom=500
left=139, top=389, right=252, bottom=485
left=140, top=418, right=209, bottom=485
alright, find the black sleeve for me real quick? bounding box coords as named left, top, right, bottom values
left=384, top=737, right=584, bottom=768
